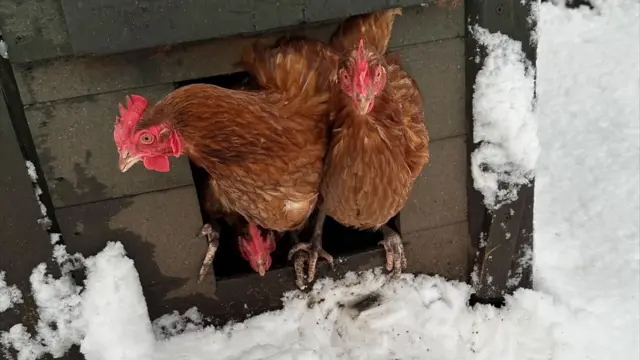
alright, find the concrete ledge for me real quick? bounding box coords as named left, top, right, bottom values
left=13, top=5, right=463, bottom=105
left=401, top=135, right=468, bottom=234
left=56, top=186, right=209, bottom=293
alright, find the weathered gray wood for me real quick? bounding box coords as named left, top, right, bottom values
left=465, top=0, right=537, bottom=303
left=398, top=38, right=466, bottom=141
left=14, top=5, right=464, bottom=105
left=401, top=135, right=468, bottom=235
left=59, top=0, right=426, bottom=57
left=0, top=91, right=58, bottom=350
left=404, top=221, right=469, bottom=281
left=25, top=85, right=194, bottom=208
left=55, top=186, right=214, bottom=303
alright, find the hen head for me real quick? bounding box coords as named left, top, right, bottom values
left=113, top=95, right=183, bottom=173
left=338, top=39, right=387, bottom=115
left=238, top=222, right=277, bottom=276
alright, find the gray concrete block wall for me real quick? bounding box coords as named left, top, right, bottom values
left=9, top=4, right=468, bottom=317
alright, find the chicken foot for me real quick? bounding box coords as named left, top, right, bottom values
left=379, top=224, right=407, bottom=277
left=197, top=222, right=221, bottom=283
left=288, top=208, right=334, bottom=289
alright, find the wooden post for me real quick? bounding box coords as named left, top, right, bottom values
left=464, top=0, right=538, bottom=305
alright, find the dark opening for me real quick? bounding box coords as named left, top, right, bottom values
left=175, top=73, right=401, bottom=280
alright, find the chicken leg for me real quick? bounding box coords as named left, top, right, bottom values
left=197, top=222, right=220, bottom=283
left=379, top=224, right=407, bottom=277
left=288, top=208, right=334, bottom=289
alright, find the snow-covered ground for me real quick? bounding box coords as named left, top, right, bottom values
left=1, top=0, right=639, bottom=359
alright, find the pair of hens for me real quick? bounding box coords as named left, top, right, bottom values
left=112, top=8, right=429, bottom=289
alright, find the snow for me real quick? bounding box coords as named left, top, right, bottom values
left=52, top=244, right=84, bottom=275
left=152, top=307, right=204, bottom=341
left=0, top=40, right=7, bottom=60
left=534, top=0, right=640, bottom=358
left=80, top=242, right=155, bottom=360
left=49, top=233, right=62, bottom=245
left=24, top=161, right=51, bottom=230
left=0, top=272, right=22, bottom=313
left=470, top=26, right=540, bottom=210
left=1, top=1, right=639, bottom=359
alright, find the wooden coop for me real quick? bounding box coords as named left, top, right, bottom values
left=1, top=0, right=536, bottom=335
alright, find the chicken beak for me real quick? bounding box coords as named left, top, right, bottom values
left=257, top=263, right=266, bottom=277
left=118, top=151, right=140, bottom=172
left=355, top=93, right=374, bottom=115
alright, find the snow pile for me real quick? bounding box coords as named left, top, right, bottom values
left=80, top=242, right=155, bottom=360
left=534, top=0, right=640, bottom=359
left=0, top=243, right=154, bottom=360
left=1, top=264, right=83, bottom=359
left=0, top=272, right=22, bottom=313
left=470, top=26, right=540, bottom=210
left=2, top=245, right=567, bottom=360
left=152, top=271, right=566, bottom=360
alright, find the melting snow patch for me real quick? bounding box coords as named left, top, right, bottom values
left=0, top=40, right=8, bottom=59
left=49, top=233, right=62, bottom=245
left=152, top=307, right=204, bottom=341
left=0, top=271, right=22, bottom=313
left=1, top=263, right=83, bottom=359
left=470, top=26, right=539, bottom=210
left=24, top=161, right=51, bottom=230
left=52, top=245, right=85, bottom=275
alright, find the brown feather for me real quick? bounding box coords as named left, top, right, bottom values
left=329, top=8, right=402, bottom=55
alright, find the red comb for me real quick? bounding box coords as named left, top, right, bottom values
left=114, top=95, right=149, bottom=145
left=353, top=39, right=369, bottom=94
left=249, top=222, right=261, bottom=241
left=356, top=39, right=367, bottom=72
left=116, top=95, right=148, bottom=124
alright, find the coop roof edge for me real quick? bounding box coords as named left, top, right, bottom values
left=1, top=0, right=432, bottom=63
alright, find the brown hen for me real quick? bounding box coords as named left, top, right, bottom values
left=113, top=39, right=337, bottom=282
left=290, top=9, right=430, bottom=288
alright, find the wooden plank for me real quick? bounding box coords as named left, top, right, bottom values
left=404, top=221, right=470, bottom=281
left=14, top=4, right=464, bottom=105
left=25, top=85, right=194, bottom=208
left=0, top=85, right=58, bottom=347
left=464, top=0, right=537, bottom=304
left=1, top=50, right=86, bottom=360
left=59, top=0, right=426, bottom=57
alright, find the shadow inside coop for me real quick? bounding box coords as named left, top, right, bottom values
left=177, top=72, right=401, bottom=280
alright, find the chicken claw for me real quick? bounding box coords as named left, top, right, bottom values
left=379, top=225, right=407, bottom=277
left=288, top=208, right=334, bottom=289
left=288, top=241, right=334, bottom=289
left=292, top=251, right=310, bottom=289
left=198, top=223, right=220, bottom=283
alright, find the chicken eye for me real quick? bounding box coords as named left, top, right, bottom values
left=140, top=133, right=155, bottom=144
left=340, top=69, right=350, bottom=82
